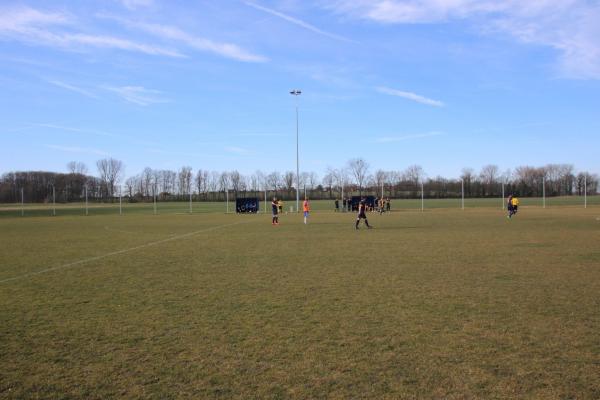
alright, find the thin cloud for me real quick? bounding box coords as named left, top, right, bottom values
left=47, top=79, right=98, bottom=99
left=45, top=144, right=109, bottom=156
left=328, top=1, right=600, bottom=80
left=225, top=146, right=253, bottom=155
left=0, top=6, right=184, bottom=58
left=101, top=15, right=267, bottom=62
left=375, top=132, right=445, bottom=143
left=376, top=86, right=444, bottom=107
left=33, top=123, right=118, bottom=138
left=104, top=86, right=170, bottom=106
left=118, top=0, right=154, bottom=10
left=245, top=2, right=354, bottom=43
left=231, top=132, right=289, bottom=138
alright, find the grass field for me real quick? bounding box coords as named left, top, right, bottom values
left=1, top=195, right=599, bottom=218
left=1, top=205, right=599, bottom=398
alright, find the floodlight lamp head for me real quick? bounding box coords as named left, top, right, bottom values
left=290, top=89, right=301, bottom=95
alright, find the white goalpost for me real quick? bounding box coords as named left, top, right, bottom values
left=542, top=177, right=546, bottom=208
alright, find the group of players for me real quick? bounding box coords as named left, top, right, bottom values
left=270, top=194, right=521, bottom=227
left=271, top=197, right=373, bottom=229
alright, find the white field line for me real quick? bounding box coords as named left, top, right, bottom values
left=0, top=220, right=251, bottom=284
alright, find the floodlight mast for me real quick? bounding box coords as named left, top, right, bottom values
left=290, top=89, right=301, bottom=213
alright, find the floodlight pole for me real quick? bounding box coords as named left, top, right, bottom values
left=501, top=182, right=505, bottom=210
left=119, top=186, right=122, bottom=215
left=461, top=179, right=464, bottom=210
left=189, top=191, right=192, bottom=214
left=290, top=89, right=301, bottom=213
left=584, top=175, right=587, bottom=209
left=21, top=187, right=24, bottom=217
left=226, top=190, right=229, bottom=213
left=85, top=186, right=88, bottom=216
left=264, top=190, right=267, bottom=213
left=52, top=185, right=56, bottom=216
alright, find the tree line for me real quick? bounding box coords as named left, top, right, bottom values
left=0, top=158, right=597, bottom=203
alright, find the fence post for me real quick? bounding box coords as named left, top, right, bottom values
left=584, top=175, right=587, bottom=209
left=461, top=179, right=464, bottom=210
left=153, top=184, right=157, bottom=215
left=421, top=181, right=424, bottom=212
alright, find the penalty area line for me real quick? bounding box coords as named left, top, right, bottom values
left=0, top=220, right=252, bottom=284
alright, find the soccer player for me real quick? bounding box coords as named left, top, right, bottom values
left=386, top=197, right=391, bottom=212
left=378, top=197, right=385, bottom=215
left=271, top=197, right=279, bottom=225
left=506, top=195, right=513, bottom=218
left=510, top=195, right=519, bottom=218
left=303, top=197, right=310, bottom=224
left=334, top=198, right=339, bottom=212
left=278, top=199, right=284, bottom=214
left=355, top=198, right=372, bottom=229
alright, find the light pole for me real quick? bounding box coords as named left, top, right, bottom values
left=290, top=89, right=301, bottom=213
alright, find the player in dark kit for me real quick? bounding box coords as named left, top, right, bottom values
left=271, top=197, right=279, bottom=225
left=355, top=199, right=372, bottom=229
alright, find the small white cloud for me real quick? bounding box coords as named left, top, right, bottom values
left=34, top=123, right=117, bottom=137
left=0, top=6, right=184, bottom=58
left=328, top=1, right=600, bottom=80
left=104, top=86, right=170, bottom=106
left=102, top=15, right=267, bottom=62
left=47, top=79, right=98, bottom=99
left=118, top=0, right=153, bottom=10
left=245, top=2, right=355, bottom=43
left=46, top=144, right=109, bottom=156
left=376, top=86, right=444, bottom=107
left=225, top=146, right=252, bottom=155
left=375, top=132, right=445, bottom=143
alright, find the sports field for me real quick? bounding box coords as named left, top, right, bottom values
left=1, top=205, right=599, bottom=398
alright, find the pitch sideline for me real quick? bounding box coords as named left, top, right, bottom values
left=0, top=219, right=252, bottom=284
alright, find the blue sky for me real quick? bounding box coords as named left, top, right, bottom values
left=1, top=0, right=599, bottom=179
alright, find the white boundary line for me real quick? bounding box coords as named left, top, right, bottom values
left=0, top=220, right=251, bottom=284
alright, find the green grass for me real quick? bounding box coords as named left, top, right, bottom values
left=1, top=206, right=599, bottom=398
left=1, top=195, right=598, bottom=218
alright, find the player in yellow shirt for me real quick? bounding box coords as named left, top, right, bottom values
left=303, top=197, right=310, bottom=224
left=508, top=195, right=519, bottom=218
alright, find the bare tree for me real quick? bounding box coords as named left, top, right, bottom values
left=322, top=169, right=335, bottom=198
left=460, top=168, right=474, bottom=196
left=479, top=164, right=499, bottom=196
left=348, top=158, right=370, bottom=196
left=229, top=170, right=243, bottom=194
left=266, top=171, right=282, bottom=191
left=67, top=161, right=88, bottom=175
left=96, top=158, right=124, bottom=199
left=178, top=166, right=193, bottom=196
left=196, top=169, right=209, bottom=198
left=219, top=172, right=230, bottom=192
left=283, top=171, right=295, bottom=191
